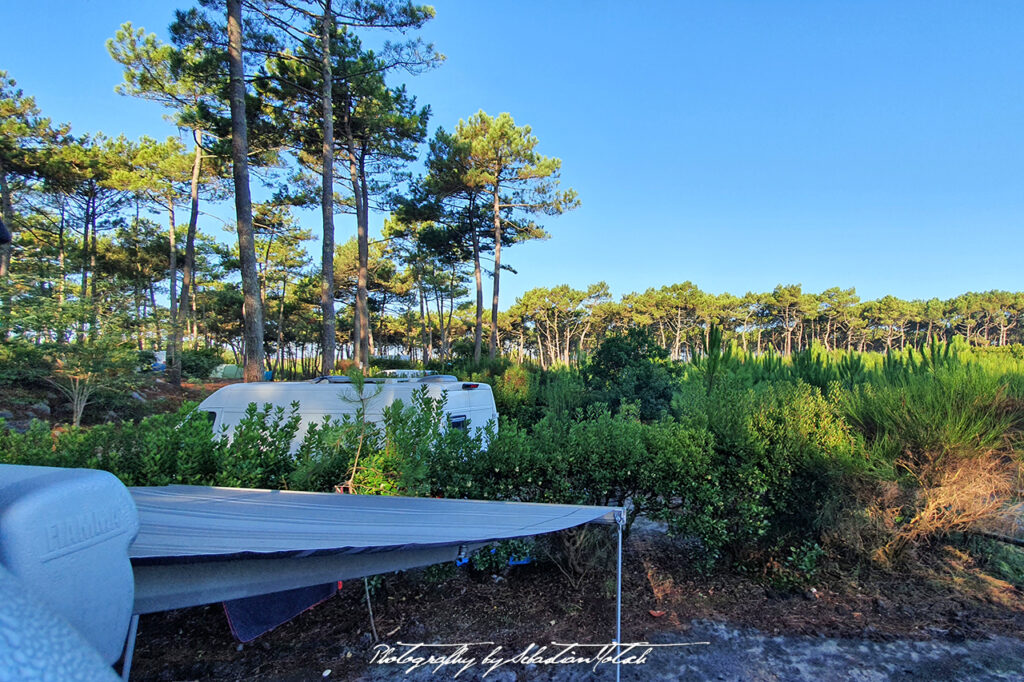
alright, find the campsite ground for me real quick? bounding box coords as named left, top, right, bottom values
left=129, top=524, right=1024, bottom=681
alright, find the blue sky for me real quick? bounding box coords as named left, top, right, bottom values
left=2, top=0, right=1022, bottom=305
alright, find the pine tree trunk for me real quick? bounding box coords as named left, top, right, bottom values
left=88, top=197, right=99, bottom=341
left=177, top=129, right=202, bottom=356
left=167, top=197, right=181, bottom=386
left=79, top=192, right=91, bottom=342
left=489, top=187, right=501, bottom=359
left=319, top=2, right=337, bottom=375
left=357, top=153, right=370, bottom=367
left=277, top=278, right=286, bottom=375
left=227, top=0, right=265, bottom=382
left=471, top=206, right=483, bottom=364
left=417, top=275, right=429, bottom=365
left=341, top=99, right=367, bottom=368
left=57, top=199, right=67, bottom=341
left=0, top=166, right=12, bottom=279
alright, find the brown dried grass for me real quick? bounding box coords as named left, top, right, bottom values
left=873, top=454, right=1022, bottom=565
left=824, top=452, right=1022, bottom=566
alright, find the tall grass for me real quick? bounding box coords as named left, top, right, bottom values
left=843, top=365, right=1019, bottom=461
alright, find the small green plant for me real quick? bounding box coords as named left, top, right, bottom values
left=422, top=561, right=457, bottom=585
left=690, top=323, right=734, bottom=395
left=787, top=541, right=826, bottom=578
left=470, top=539, right=533, bottom=575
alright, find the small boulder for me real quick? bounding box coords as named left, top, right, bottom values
left=131, top=391, right=146, bottom=402
left=0, top=410, right=13, bottom=420
left=3, top=419, right=32, bottom=434
left=30, top=402, right=51, bottom=416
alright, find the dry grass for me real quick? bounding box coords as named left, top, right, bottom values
left=824, top=452, right=1022, bottom=567
left=873, top=454, right=1022, bottom=565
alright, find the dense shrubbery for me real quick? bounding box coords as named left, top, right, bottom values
left=2, top=334, right=1020, bottom=580
left=0, top=403, right=298, bottom=489
left=179, top=348, right=227, bottom=380
left=666, top=376, right=867, bottom=563
left=0, top=341, right=52, bottom=387
left=582, top=328, right=676, bottom=421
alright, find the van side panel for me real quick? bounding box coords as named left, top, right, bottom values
left=196, top=380, right=499, bottom=453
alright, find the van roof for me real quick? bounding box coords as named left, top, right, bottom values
left=309, top=374, right=459, bottom=384
left=196, top=377, right=490, bottom=411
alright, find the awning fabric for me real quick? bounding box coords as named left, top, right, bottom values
left=128, top=485, right=622, bottom=615
left=129, top=485, right=619, bottom=560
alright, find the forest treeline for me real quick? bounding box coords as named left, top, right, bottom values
left=1, top=1, right=1021, bottom=381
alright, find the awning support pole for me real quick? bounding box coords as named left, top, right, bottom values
left=120, top=614, right=139, bottom=681
left=614, top=509, right=625, bottom=682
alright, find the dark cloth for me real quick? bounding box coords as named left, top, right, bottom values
left=223, top=582, right=338, bottom=642
left=0, top=217, right=10, bottom=246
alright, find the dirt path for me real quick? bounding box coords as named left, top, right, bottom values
left=350, top=621, right=1024, bottom=681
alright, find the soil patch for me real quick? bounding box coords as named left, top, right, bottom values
left=129, top=527, right=1024, bottom=681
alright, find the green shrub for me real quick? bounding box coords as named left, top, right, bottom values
left=218, top=402, right=300, bottom=489
left=844, top=365, right=1019, bottom=460
left=429, top=403, right=717, bottom=539
left=672, top=378, right=865, bottom=562
left=0, top=418, right=60, bottom=467
left=290, top=416, right=351, bottom=492
left=492, top=364, right=536, bottom=423
left=583, top=328, right=675, bottom=421
left=536, top=368, right=586, bottom=419
left=0, top=340, right=52, bottom=387
left=179, top=347, right=226, bottom=379
left=370, top=357, right=413, bottom=371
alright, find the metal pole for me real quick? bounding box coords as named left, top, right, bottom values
left=121, top=614, right=139, bottom=681
left=615, top=511, right=624, bottom=682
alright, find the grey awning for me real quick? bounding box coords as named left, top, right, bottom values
left=129, top=485, right=622, bottom=614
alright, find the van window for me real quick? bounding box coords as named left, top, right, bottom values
left=449, top=415, right=468, bottom=431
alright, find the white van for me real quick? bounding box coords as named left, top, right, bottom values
left=196, top=375, right=498, bottom=451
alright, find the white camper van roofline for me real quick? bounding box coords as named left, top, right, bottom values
left=309, top=374, right=460, bottom=384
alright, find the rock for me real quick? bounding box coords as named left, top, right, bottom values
left=3, top=419, right=31, bottom=434
left=131, top=391, right=146, bottom=402
left=0, top=410, right=12, bottom=420
left=30, top=402, right=50, bottom=416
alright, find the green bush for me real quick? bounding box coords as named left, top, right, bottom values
left=218, top=403, right=300, bottom=489
left=0, top=340, right=52, bottom=387
left=179, top=347, right=226, bottom=379
left=536, top=368, right=586, bottom=419
left=290, top=416, right=351, bottom=492
left=0, top=418, right=62, bottom=467
left=0, top=403, right=223, bottom=487
left=672, top=378, right=866, bottom=562
left=492, top=364, right=536, bottom=424
left=583, top=328, right=676, bottom=421
left=429, top=403, right=717, bottom=538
